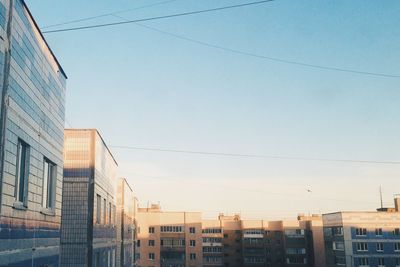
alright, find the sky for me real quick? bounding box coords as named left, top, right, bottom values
left=26, top=0, right=400, bottom=219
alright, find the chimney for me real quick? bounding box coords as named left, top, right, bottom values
left=395, top=196, right=400, bottom=212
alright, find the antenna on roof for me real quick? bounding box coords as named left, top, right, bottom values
left=379, top=185, right=383, bottom=209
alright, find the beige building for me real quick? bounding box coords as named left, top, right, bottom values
left=136, top=204, right=203, bottom=267
left=136, top=206, right=326, bottom=267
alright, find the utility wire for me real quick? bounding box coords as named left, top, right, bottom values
left=41, top=0, right=180, bottom=29
left=114, top=12, right=400, bottom=79
left=42, top=2, right=399, bottom=78
left=42, top=0, right=274, bottom=33
left=110, top=145, right=400, bottom=165
left=127, top=22, right=400, bottom=78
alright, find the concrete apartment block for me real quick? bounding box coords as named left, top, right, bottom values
left=60, top=129, right=118, bottom=267
left=116, top=177, right=137, bottom=267
left=0, top=0, right=67, bottom=265
left=136, top=205, right=203, bottom=267
left=323, top=197, right=400, bottom=267
left=202, top=214, right=326, bottom=267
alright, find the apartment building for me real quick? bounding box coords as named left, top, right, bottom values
left=116, top=177, right=137, bottom=267
left=202, top=214, right=326, bottom=267
left=60, top=129, right=118, bottom=267
left=202, top=219, right=224, bottom=266
left=136, top=204, right=203, bottom=267
left=0, top=0, right=67, bottom=265
left=323, top=197, right=400, bottom=267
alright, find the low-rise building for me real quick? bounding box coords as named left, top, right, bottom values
left=60, top=129, right=118, bottom=267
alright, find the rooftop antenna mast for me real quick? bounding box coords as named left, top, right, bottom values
left=379, top=185, right=383, bottom=209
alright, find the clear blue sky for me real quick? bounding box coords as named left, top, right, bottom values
left=27, top=0, right=400, bottom=219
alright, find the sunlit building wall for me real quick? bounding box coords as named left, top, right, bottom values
left=0, top=0, right=67, bottom=266
left=323, top=198, right=400, bottom=267
left=60, top=129, right=118, bottom=267
left=136, top=205, right=203, bottom=267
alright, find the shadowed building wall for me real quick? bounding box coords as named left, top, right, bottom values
left=202, top=214, right=326, bottom=267
left=116, top=177, right=137, bottom=267
left=323, top=198, right=400, bottom=267
left=0, top=0, right=67, bottom=266
left=60, top=129, right=118, bottom=267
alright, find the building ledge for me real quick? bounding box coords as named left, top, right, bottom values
left=12, top=202, right=27, bottom=211
left=40, top=207, right=55, bottom=216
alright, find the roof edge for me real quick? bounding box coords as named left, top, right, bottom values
left=22, top=0, right=67, bottom=79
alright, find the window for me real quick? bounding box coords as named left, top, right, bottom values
left=15, top=139, right=29, bottom=205
left=94, top=252, right=100, bottom=267
left=203, top=247, right=222, bottom=253
left=358, top=257, right=369, bottom=266
left=244, top=229, right=263, bottom=235
left=356, top=228, right=367, bottom=236
left=103, top=199, right=106, bottom=224
left=149, top=253, right=155, bottom=260
left=112, top=204, right=116, bottom=225
left=334, top=256, right=346, bottom=265
left=203, top=237, right=222, bottom=243
left=190, top=253, right=196, bottom=260
left=394, top=229, right=400, bottom=236
left=378, top=257, right=385, bottom=266
left=333, top=227, right=343, bottom=236
left=148, top=240, right=155, bottom=246
left=160, top=226, right=183, bottom=233
left=286, top=248, right=306, bottom=254
left=357, top=242, right=368, bottom=251
left=377, top=243, right=384, bottom=252
left=149, top=227, right=155, bottom=233
left=42, top=158, right=56, bottom=209
left=190, top=240, right=196, bottom=247
left=333, top=241, right=344, bottom=251
left=284, top=229, right=305, bottom=237
left=286, top=257, right=306, bottom=264
left=190, top=227, right=196, bottom=234
left=161, top=238, right=185, bottom=247
left=395, top=243, right=400, bottom=251
left=96, top=194, right=101, bottom=224
left=376, top=228, right=383, bottom=236
left=137, top=240, right=140, bottom=247
left=396, top=258, right=400, bottom=267
left=109, top=202, right=112, bottom=225
left=202, top=228, right=222, bottom=234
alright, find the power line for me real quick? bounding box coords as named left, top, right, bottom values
left=42, top=3, right=399, bottom=78
left=110, top=145, right=400, bottom=165
left=126, top=22, right=400, bottom=78
left=41, top=0, right=180, bottom=29
left=42, top=0, right=274, bottom=33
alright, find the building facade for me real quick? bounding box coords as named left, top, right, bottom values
left=0, top=0, right=67, bottom=266
left=323, top=198, right=400, bottom=267
left=60, top=129, right=118, bottom=267
left=116, top=177, right=137, bottom=267
left=202, top=214, right=326, bottom=267
left=136, top=204, right=203, bottom=267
